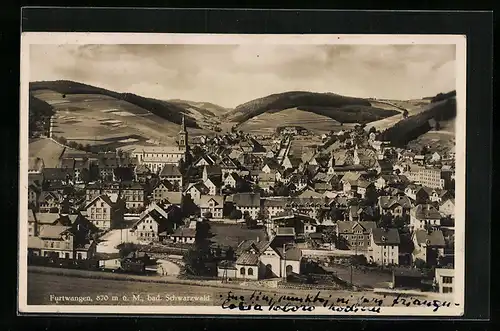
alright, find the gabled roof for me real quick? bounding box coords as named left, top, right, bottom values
left=38, top=225, right=72, bottom=239
left=195, top=155, right=216, bottom=166
left=42, top=168, right=74, bottom=181
left=160, top=192, right=183, bottom=205
left=135, top=164, right=151, bottom=175
left=38, top=191, right=63, bottom=204
left=204, top=176, right=222, bottom=188
left=371, top=228, right=400, bottom=245
left=357, top=180, right=373, bottom=189
left=297, top=189, right=323, bottom=199
left=84, top=194, right=114, bottom=209
left=236, top=239, right=271, bottom=256
left=413, top=204, right=441, bottom=220
left=262, top=198, right=287, bottom=207
left=204, top=165, right=222, bottom=176
left=171, top=227, right=196, bottom=238
left=337, top=221, right=377, bottom=233
left=235, top=252, right=260, bottom=266
left=160, top=164, right=182, bottom=177
left=274, top=246, right=302, bottom=261
left=341, top=172, right=362, bottom=183
left=379, top=196, right=412, bottom=209
left=28, top=236, right=45, bottom=249
left=258, top=172, right=275, bottom=182
left=153, top=180, right=175, bottom=191
left=199, top=194, right=224, bottom=208
left=132, top=203, right=172, bottom=229
left=34, top=212, right=61, bottom=225
left=186, top=182, right=210, bottom=195
left=233, top=192, right=261, bottom=208
left=414, top=229, right=446, bottom=246
left=225, top=172, right=241, bottom=182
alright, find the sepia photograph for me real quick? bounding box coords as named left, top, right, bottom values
left=19, top=33, right=466, bottom=316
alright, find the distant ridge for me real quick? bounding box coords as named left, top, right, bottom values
left=224, top=91, right=399, bottom=125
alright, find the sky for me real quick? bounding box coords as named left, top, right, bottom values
left=30, top=44, right=456, bottom=109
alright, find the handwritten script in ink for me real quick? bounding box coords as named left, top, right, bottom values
left=220, top=291, right=460, bottom=313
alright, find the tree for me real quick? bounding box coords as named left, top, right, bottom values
left=350, top=254, right=368, bottom=266
left=229, top=209, right=243, bottom=220
left=243, top=211, right=257, bottom=228
left=378, top=214, right=393, bottom=229
left=393, top=216, right=406, bottom=229
left=434, top=121, right=441, bottom=131
left=414, top=258, right=427, bottom=270
left=203, top=211, right=213, bottom=219
left=118, top=243, right=138, bottom=258
left=402, top=110, right=409, bottom=119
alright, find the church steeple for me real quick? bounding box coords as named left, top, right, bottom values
left=178, top=114, right=188, bottom=151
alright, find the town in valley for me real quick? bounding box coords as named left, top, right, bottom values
left=24, top=44, right=458, bottom=308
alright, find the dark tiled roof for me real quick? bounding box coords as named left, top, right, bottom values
left=413, top=204, right=441, bottom=219
left=172, top=227, right=196, bottom=238
left=414, top=229, right=446, bottom=246
left=379, top=196, right=412, bottom=209
left=274, top=246, right=302, bottom=261
left=337, top=221, right=377, bottom=234
left=233, top=192, right=261, bottom=207
left=262, top=198, right=287, bottom=207
left=160, top=164, right=182, bottom=177
left=236, top=240, right=271, bottom=256
left=236, top=252, right=260, bottom=266
left=371, top=228, right=401, bottom=245
left=42, top=168, right=73, bottom=181
left=204, top=165, right=222, bottom=176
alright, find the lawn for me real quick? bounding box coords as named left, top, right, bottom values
left=209, top=223, right=267, bottom=248
left=324, top=264, right=393, bottom=289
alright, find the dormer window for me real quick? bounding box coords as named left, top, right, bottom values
left=381, top=236, right=387, bottom=242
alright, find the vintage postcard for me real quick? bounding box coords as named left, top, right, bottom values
left=19, top=33, right=466, bottom=316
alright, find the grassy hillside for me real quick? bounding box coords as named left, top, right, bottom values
left=167, top=99, right=229, bottom=117
left=378, top=91, right=457, bottom=146
left=30, top=80, right=200, bottom=129
left=225, top=91, right=398, bottom=125
left=29, top=94, right=55, bottom=137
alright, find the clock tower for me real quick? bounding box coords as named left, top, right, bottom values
left=178, top=114, right=188, bottom=152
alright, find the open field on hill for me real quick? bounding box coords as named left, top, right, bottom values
left=33, top=90, right=209, bottom=148
left=238, top=108, right=356, bottom=135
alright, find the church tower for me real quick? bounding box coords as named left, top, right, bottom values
left=353, top=144, right=360, bottom=165
left=178, top=114, right=188, bottom=152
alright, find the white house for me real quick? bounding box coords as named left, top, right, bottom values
left=184, top=182, right=209, bottom=205
left=435, top=268, right=455, bottom=295
left=410, top=204, right=442, bottom=230
left=223, top=173, right=240, bottom=189
left=84, top=194, right=116, bottom=230
left=204, top=177, right=220, bottom=196
left=199, top=195, right=224, bottom=219
left=130, top=203, right=177, bottom=242
left=369, top=228, right=400, bottom=266
left=233, top=193, right=261, bottom=220
left=431, top=152, right=441, bottom=163
left=439, top=198, right=455, bottom=218
left=412, top=229, right=446, bottom=266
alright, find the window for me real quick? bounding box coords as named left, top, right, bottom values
left=442, top=276, right=453, bottom=284
left=240, top=267, right=245, bottom=275
left=443, top=287, right=453, bottom=293
left=248, top=268, right=254, bottom=276
left=77, top=253, right=82, bottom=259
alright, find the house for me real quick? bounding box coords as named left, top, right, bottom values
left=439, top=198, right=455, bottom=218
left=170, top=227, right=196, bottom=244
left=131, top=203, right=180, bottom=242
left=410, top=204, right=442, bottom=230
left=42, top=168, right=74, bottom=185
left=373, top=159, right=393, bottom=175
left=340, top=172, right=362, bottom=193
left=412, top=229, right=446, bottom=266
left=120, top=181, right=145, bottom=209
left=234, top=239, right=302, bottom=280
left=356, top=180, right=374, bottom=199
left=37, top=191, right=63, bottom=213
left=204, top=177, right=221, bottom=196
left=428, top=189, right=451, bottom=203
left=435, top=268, right=455, bottom=295
left=378, top=196, right=412, bottom=217
left=336, top=221, right=377, bottom=251
left=288, top=173, right=309, bottom=192
left=184, top=182, right=209, bottom=204
left=431, top=152, right=441, bottom=163
left=84, top=194, right=121, bottom=230
left=405, top=185, right=430, bottom=203
left=159, top=192, right=183, bottom=208
left=28, top=183, right=41, bottom=208
left=29, top=157, right=45, bottom=174
left=233, top=192, right=261, bottom=220
left=347, top=205, right=374, bottom=222
left=375, top=175, right=401, bottom=190
left=203, top=165, right=222, bottom=182
left=282, top=156, right=301, bottom=170
left=257, top=172, right=276, bottom=193
left=223, top=173, right=241, bottom=189
left=369, top=228, right=400, bottom=266
left=28, top=224, right=97, bottom=260
left=199, top=195, right=224, bottom=219
left=134, top=164, right=152, bottom=183
left=261, top=159, right=281, bottom=174
left=262, top=198, right=287, bottom=219
left=159, top=164, right=183, bottom=190
left=151, top=180, right=176, bottom=203
left=194, top=154, right=216, bottom=167
left=218, top=156, right=240, bottom=176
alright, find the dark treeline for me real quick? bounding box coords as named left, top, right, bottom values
left=29, top=94, right=55, bottom=137
left=379, top=96, right=457, bottom=147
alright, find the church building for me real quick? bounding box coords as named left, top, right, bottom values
left=130, top=115, right=189, bottom=173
